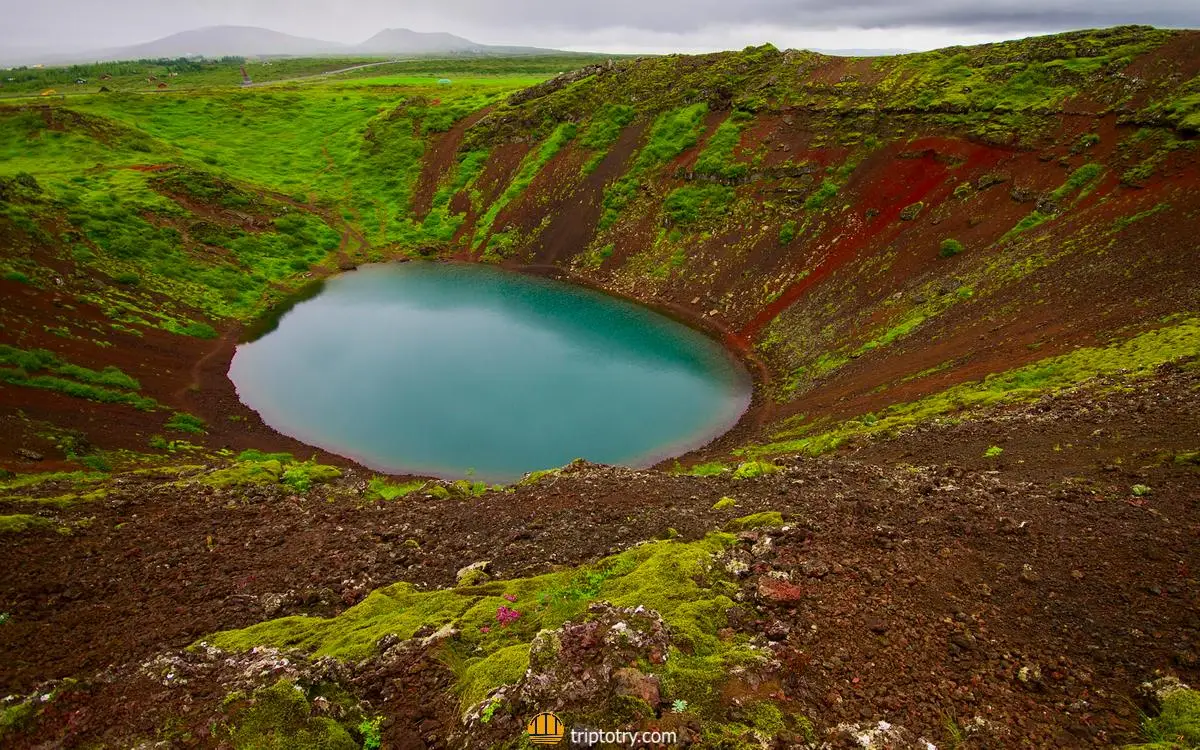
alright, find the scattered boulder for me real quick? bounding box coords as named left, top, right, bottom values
left=975, top=171, right=1011, bottom=190
left=828, top=720, right=935, bottom=749
left=1009, top=186, right=1038, bottom=203
left=456, top=560, right=492, bottom=587
left=1139, top=675, right=1193, bottom=711
left=259, top=592, right=289, bottom=617
left=16, top=448, right=44, bottom=462
left=757, top=575, right=804, bottom=604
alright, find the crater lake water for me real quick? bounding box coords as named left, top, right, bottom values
left=229, top=263, right=752, bottom=482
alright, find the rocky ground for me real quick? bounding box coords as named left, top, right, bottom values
left=1, top=363, right=1197, bottom=748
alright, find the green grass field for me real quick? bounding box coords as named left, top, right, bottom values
left=0, top=54, right=614, bottom=98
left=0, top=56, right=576, bottom=330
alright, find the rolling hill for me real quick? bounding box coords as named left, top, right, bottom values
left=8, top=25, right=567, bottom=65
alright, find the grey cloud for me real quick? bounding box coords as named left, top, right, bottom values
left=1, top=0, right=1198, bottom=55
left=425, top=0, right=1200, bottom=33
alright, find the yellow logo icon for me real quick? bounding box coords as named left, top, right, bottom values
left=527, top=712, right=566, bottom=745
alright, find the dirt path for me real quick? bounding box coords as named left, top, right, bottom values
left=178, top=324, right=240, bottom=399
left=244, top=60, right=401, bottom=88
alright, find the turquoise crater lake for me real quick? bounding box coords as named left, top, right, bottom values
left=229, top=263, right=752, bottom=482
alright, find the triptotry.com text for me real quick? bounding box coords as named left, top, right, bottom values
left=569, top=728, right=679, bottom=745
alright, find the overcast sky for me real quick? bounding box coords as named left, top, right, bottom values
left=2, top=0, right=1199, bottom=55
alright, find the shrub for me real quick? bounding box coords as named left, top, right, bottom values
left=3, top=271, right=32, bottom=285
left=174, top=321, right=219, bottom=339
left=804, top=180, right=837, bottom=211
left=165, top=412, right=207, bottom=434
left=779, top=220, right=797, bottom=245
left=732, top=460, right=781, bottom=480
left=366, top=477, right=426, bottom=501
left=1072, top=133, right=1100, bottom=153
left=280, top=461, right=342, bottom=492
left=79, top=454, right=111, bottom=472
left=939, top=238, right=965, bottom=258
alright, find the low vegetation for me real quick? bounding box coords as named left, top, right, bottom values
left=749, top=317, right=1200, bottom=458
left=204, top=527, right=779, bottom=728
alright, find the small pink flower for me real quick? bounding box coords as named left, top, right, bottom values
left=503, top=593, right=517, bottom=602
left=496, top=606, right=521, bottom=627
left=479, top=626, right=491, bottom=634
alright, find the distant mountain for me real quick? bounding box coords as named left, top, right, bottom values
left=78, top=26, right=346, bottom=62
left=355, top=28, right=562, bottom=56
left=3, top=25, right=567, bottom=66
left=355, top=28, right=483, bottom=55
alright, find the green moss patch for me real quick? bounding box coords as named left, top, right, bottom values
left=599, top=103, right=708, bottom=229
left=732, top=460, right=781, bottom=480
left=0, top=471, right=108, bottom=493
left=1128, top=688, right=1200, bottom=749
left=0, top=514, right=54, bottom=534
left=219, top=680, right=356, bottom=750
left=750, top=317, right=1200, bottom=458
left=202, top=532, right=764, bottom=720
left=1, top=489, right=108, bottom=508
left=365, top=477, right=426, bottom=501
left=663, top=184, right=735, bottom=227
left=0, top=345, right=156, bottom=410
left=1051, top=162, right=1105, bottom=202
left=165, top=412, right=207, bottom=434
left=475, top=121, right=578, bottom=255
left=195, top=458, right=341, bottom=493
left=693, top=111, right=752, bottom=180
left=724, top=512, right=785, bottom=532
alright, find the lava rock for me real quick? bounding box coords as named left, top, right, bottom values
left=757, top=576, right=804, bottom=604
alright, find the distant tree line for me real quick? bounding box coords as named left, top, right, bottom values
left=3, top=57, right=246, bottom=85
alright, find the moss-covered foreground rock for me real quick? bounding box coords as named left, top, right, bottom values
left=200, top=514, right=800, bottom=744
left=220, top=679, right=358, bottom=750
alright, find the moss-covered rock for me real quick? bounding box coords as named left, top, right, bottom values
left=0, top=514, right=53, bottom=534
left=220, top=679, right=357, bottom=750
left=731, top=460, right=780, bottom=480
left=201, top=531, right=779, bottom=742
left=724, top=512, right=785, bottom=532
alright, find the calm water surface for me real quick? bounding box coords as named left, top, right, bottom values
left=230, top=262, right=751, bottom=481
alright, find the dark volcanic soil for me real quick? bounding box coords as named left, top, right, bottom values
left=2, top=364, right=1198, bottom=748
